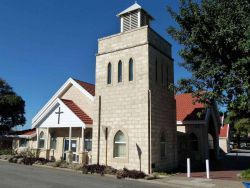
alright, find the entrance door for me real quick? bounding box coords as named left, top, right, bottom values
left=63, top=139, right=78, bottom=162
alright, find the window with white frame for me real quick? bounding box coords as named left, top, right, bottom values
left=50, top=131, right=57, bottom=150
left=84, top=129, right=92, bottom=151
left=19, top=139, right=27, bottom=148
left=114, top=131, right=126, bottom=158
left=39, top=131, right=45, bottom=149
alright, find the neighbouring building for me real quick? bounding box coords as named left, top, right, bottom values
left=13, top=3, right=221, bottom=174
left=176, top=93, right=221, bottom=167
left=12, top=129, right=37, bottom=153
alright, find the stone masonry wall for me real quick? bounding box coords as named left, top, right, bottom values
left=148, top=43, right=177, bottom=172
left=92, top=27, right=150, bottom=173
left=92, top=26, right=177, bottom=173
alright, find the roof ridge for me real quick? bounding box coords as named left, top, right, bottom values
left=61, top=99, right=72, bottom=102
left=72, top=78, right=95, bottom=86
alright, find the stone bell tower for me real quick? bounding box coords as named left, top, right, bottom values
left=92, top=3, right=177, bottom=173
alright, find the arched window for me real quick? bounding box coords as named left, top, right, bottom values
left=161, top=63, right=164, bottom=86
left=114, top=131, right=126, bottom=158
left=118, top=61, right=122, bottom=83
left=155, top=59, right=158, bottom=82
left=129, top=58, right=134, bottom=81
left=107, top=63, right=112, bottom=84
left=189, top=133, right=198, bottom=151
left=160, top=132, right=167, bottom=158
left=166, top=64, right=169, bottom=88
left=39, top=131, right=45, bottom=149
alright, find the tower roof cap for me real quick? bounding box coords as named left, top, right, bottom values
left=117, top=2, right=154, bottom=20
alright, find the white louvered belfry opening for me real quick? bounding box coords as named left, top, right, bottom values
left=121, top=10, right=151, bottom=32
left=123, top=10, right=139, bottom=32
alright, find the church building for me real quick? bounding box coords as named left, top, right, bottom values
left=13, top=3, right=221, bottom=174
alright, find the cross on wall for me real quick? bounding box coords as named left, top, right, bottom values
left=55, top=107, right=64, bottom=124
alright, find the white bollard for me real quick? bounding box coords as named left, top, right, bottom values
left=206, top=159, right=210, bottom=179
left=187, top=158, right=191, bottom=178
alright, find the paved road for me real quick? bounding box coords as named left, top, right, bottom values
left=0, top=161, right=169, bottom=188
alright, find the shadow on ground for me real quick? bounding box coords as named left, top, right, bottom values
left=176, top=152, right=250, bottom=181
left=178, top=151, right=250, bottom=172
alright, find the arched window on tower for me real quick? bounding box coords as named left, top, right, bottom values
left=166, top=64, right=169, bottom=88
left=114, top=131, right=126, bottom=158
left=129, top=58, right=134, bottom=81
left=155, top=59, right=158, bottom=82
left=161, top=63, right=164, bottom=86
left=189, top=133, right=198, bottom=151
left=118, top=61, right=122, bottom=83
left=160, top=132, right=167, bottom=158
left=107, top=63, right=112, bottom=84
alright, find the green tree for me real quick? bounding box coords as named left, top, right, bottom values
left=167, top=0, right=250, bottom=117
left=234, top=118, right=250, bottom=136
left=0, top=78, right=26, bottom=133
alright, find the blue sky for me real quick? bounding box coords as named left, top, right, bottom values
left=0, top=0, right=190, bottom=130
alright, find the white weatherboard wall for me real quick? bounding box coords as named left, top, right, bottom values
left=37, top=100, right=85, bottom=128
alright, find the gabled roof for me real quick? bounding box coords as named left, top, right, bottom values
left=176, top=93, right=206, bottom=122
left=219, top=124, right=230, bottom=138
left=32, top=78, right=94, bottom=126
left=61, top=99, right=93, bottom=125
left=117, top=3, right=153, bottom=19
left=73, top=79, right=95, bottom=96
left=118, top=3, right=141, bottom=16
left=33, top=98, right=91, bottom=128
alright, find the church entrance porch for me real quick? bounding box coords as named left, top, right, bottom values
left=36, top=127, right=92, bottom=164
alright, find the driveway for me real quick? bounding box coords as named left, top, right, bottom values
left=177, top=152, right=250, bottom=181
left=0, top=161, right=169, bottom=188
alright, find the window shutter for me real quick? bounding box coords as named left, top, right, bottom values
left=122, top=11, right=139, bottom=32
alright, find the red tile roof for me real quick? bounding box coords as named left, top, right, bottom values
left=13, top=128, right=36, bottom=136
left=176, top=93, right=206, bottom=121
left=73, top=79, right=95, bottom=96
left=61, top=99, right=93, bottom=124
left=219, top=124, right=229, bottom=138
left=20, top=129, right=36, bottom=136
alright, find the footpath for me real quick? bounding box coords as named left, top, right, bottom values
left=142, top=176, right=245, bottom=188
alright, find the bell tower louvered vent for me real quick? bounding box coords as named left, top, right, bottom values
left=117, top=3, right=154, bottom=32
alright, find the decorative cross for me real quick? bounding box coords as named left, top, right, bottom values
left=55, top=107, right=64, bottom=124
